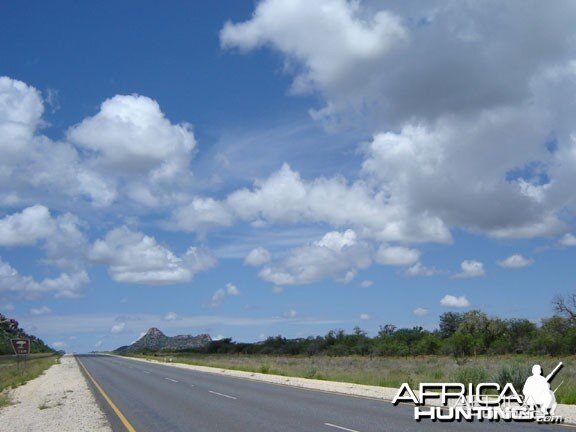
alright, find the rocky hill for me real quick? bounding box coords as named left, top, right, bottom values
left=0, top=313, right=54, bottom=355
left=115, top=327, right=211, bottom=353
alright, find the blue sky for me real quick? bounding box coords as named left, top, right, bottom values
left=1, top=0, right=576, bottom=353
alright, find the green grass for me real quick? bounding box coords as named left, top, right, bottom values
left=0, top=353, right=60, bottom=407
left=129, top=353, right=576, bottom=404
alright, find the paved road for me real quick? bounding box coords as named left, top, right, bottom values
left=77, top=355, right=570, bottom=432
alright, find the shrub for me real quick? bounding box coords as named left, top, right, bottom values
left=304, top=364, right=318, bottom=379
left=493, top=364, right=530, bottom=391
left=449, top=333, right=475, bottom=357
left=453, top=366, right=488, bottom=389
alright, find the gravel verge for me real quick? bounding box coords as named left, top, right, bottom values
left=0, top=355, right=111, bottom=432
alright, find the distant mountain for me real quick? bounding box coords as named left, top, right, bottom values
left=115, top=327, right=211, bottom=353
left=0, top=313, right=54, bottom=355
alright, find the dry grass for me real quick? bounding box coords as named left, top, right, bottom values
left=0, top=353, right=60, bottom=407
left=133, top=353, right=576, bottom=404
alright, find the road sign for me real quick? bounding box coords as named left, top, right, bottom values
left=10, top=339, right=30, bottom=355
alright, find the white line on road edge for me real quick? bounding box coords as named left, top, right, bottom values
left=164, top=377, right=179, bottom=382
left=324, top=423, right=360, bottom=432
left=208, top=390, right=237, bottom=399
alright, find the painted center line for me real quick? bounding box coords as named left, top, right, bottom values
left=164, top=377, right=179, bottom=382
left=324, top=423, right=360, bottom=432
left=208, top=390, right=237, bottom=400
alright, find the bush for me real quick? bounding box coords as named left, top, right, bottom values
left=453, top=366, right=489, bottom=388
left=493, top=364, right=530, bottom=391
left=448, top=333, right=475, bottom=357
left=304, top=364, right=318, bottom=379
left=415, top=335, right=441, bottom=355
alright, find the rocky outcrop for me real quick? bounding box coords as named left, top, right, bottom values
left=115, top=327, right=211, bottom=353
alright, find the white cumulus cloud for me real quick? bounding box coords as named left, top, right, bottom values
left=413, top=307, right=428, bottom=316
left=440, top=295, right=470, bottom=308
left=497, top=254, right=534, bottom=269
left=244, top=247, right=271, bottom=267
left=210, top=288, right=226, bottom=307
left=405, top=262, right=439, bottom=277
left=163, top=312, right=179, bottom=321
left=210, top=282, right=240, bottom=307
left=374, top=245, right=420, bottom=266
left=226, top=283, right=240, bottom=296
left=110, top=322, right=126, bottom=334
left=89, top=226, right=216, bottom=284
left=0, top=257, right=88, bottom=299
left=220, top=1, right=576, bottom=246
left=221, top=0, right=406, bottom=103
left=170, top=197, right=233, bottom=233
left=0, top=206, right=88, bottom=272
left=259, top=229, right=371, bottom=285
left=0, top=205, right=56, bottom=246
left=227, top=163, right=451, bottom=244
left=0, top=76, right=44, bottom=160
left=559, top=233, right=576, bottom=247
left=67, top=94, right=195, bottom=175
left=454, top=260, right=485, bottom=279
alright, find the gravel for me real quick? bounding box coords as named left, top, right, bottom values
left=0, top=355, right=111, bottom=432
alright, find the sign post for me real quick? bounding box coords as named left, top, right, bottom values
left=10, top=339, right=30, bottom=370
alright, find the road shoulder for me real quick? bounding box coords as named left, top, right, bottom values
left=0, top=355, right=111, bottom=432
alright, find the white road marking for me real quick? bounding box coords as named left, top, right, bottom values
left=324, top=423, right=360, bottom=432
left=208, top=390, right=237, bottom=399
left=142, top=370, right=151, bottom=374
left=164, top=377, right=179, bottom=382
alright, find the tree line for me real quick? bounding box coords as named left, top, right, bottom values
left=158, top=296, right=576, bottom=357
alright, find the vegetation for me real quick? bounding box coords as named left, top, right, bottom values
left=121, top=304, right=576, bottom=404
left=0, top=313, right=54, bottom=355
left=132, top=353, right=576, bottom=404
left=125, top=310, right=576, bottom=357
left=0, top=312, right=59, bottom=406
left=0, top=353, right=61, bottom=407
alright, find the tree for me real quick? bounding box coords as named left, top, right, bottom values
left=553, top=294, right=576, bottom=322
left=541, top=315, right=572, bottom=335
left=449, top=332, right=474, bottom=357
left=415, top=334, right=442, bottom=355
left=459, top=310, right=490, bottom=335
left=378, top=324, right=396, bottom=337
left=439, top=312, right=464, bottom=338
left=353, top=326, right=368, bottom=337
left=505, top=318, right=536, bottom=353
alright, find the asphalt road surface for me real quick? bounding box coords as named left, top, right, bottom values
left=76, top=355, right=571, bottom=432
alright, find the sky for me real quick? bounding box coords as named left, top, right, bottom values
left=1, top=0, right=576, bottom=353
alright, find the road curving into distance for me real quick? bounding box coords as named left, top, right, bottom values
left=76, top=354, right=571, bottom=432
